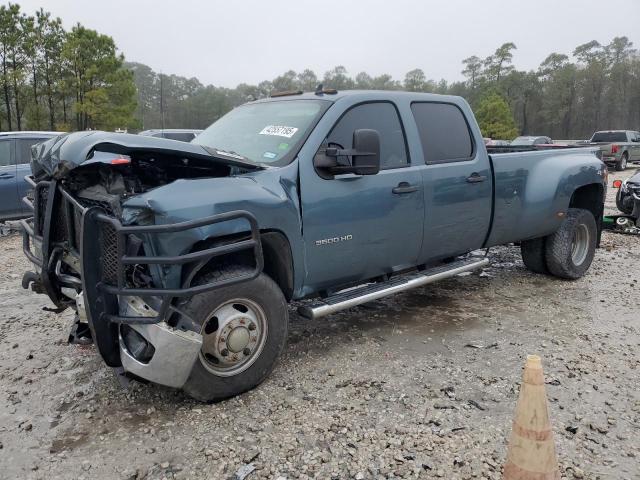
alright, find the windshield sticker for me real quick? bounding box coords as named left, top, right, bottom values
left=263, top=151, right=277, bottom=159
left=277, top=142, right=289, bottom=150
left=259, top=125, right=299, bottom=138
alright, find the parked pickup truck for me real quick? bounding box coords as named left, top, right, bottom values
left=21, top=91, right=607, bottom=402
left=589, top=130, right=640, bottom=171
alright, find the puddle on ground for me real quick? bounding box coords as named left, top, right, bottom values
left=50, top=431, right=89, bottom=454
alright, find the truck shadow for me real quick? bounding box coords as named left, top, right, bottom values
left=284, top=274, right=495, bottom=358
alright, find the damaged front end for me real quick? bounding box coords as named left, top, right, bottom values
left=21, top=132, right=264, bottom=388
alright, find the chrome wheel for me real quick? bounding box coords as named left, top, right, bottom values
left=571, top=224, right=590, bottom=266
left=199, top=299, right=268, bottom=377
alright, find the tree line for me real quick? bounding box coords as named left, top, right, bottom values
left=130, top=38, right=640, bottom=140
left=2, top=3, right=639, bottom=140
left=0, top=3, right=137, bottom=132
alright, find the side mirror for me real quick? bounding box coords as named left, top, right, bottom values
left=313, top=129, right=381, bottom=177
left=351, top=129, right=381, bottom=175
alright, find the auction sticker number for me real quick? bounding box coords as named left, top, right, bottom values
left=259, top=125, right=299, bottom=138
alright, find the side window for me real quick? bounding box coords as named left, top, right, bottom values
left=411, top=102, right=474, bottom=164
left=327, top=102, right=408, bottom=170
left=17, top=138, right=44, bottom=164
left=0, top=140, right=11, bottom=167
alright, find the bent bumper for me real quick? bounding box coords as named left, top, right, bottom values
left=119, top=322, right=202, bottom=388
left=21, top=176, right=264, bottom=379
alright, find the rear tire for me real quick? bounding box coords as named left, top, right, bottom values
left=520, top=237, right=548, bottom=274
left=545, top=208, right=597, bottom=279
left=181, top=266, right=288, bottom=402
left=615, top=153, right=628, bottom=171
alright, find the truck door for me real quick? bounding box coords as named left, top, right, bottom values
left=0, top=139, right=20, bottom=220
left=300, top=101, right=424, bottom=291
left=410, top=102, right=493, bottom=261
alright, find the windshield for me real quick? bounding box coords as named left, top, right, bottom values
left=591, top=131, right=627, bottom=142
left=193, top=100, right=328, bottom=165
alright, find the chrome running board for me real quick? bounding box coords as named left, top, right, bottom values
left=297, top=257, right=489, bottom=320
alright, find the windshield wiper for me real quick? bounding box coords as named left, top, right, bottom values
left=200, top=146, right=265, bottom=169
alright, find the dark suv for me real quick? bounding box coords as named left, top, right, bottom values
left=0, top=131, right=61, bottom=221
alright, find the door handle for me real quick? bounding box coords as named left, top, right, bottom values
left=0, top=173, right=14, bottom=179
left=392, top=182, right=418, bottom=194
left=466, top=173, right=487, bottom=184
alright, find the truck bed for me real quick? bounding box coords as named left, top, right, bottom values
left=486, top=147, right=603, bottom=247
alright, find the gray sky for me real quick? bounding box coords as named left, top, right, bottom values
left=15, top=0, right=640, bottom=87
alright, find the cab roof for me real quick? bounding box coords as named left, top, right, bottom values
left=253, top=89, right=465, bottom=105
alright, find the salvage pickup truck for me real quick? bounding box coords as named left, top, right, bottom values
left=21, top=90, right=607, bottom=402
left=589, top=130, right=640, bottom=171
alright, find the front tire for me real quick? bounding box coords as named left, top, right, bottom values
left=180, top=266, right=288, bottom=402
left=615, top=153, right=628, bottom=171
left=545, top=208, right=597, bottom=279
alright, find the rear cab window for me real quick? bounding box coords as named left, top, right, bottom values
left=591, top=132, right=628, bottom=142
left=410, top=102, right=474, bottom=164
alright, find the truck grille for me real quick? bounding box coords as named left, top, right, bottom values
left=99, top=222, right=119, bottom=285
left=51, top=201, right=70, bottom=243
left=34, top=184, right=121, bottom=286
left=76, top=198, right=119, bottom=285
left=36, top=185, right=49, bottom=235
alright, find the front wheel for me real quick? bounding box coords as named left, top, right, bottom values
left=180, top=267, right=288, bottom=402
left=545, top=208, right=597, bottom=279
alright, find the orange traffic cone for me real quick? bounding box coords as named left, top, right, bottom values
left=503, top=355, right=560, bottom=480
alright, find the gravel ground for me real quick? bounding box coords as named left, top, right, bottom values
left=0, top=169, right=639, bottom=480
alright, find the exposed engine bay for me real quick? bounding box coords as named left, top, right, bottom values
left=56, top=150, right=238, bottom=217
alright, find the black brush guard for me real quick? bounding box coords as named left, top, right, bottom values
left=21, top=176, right=263, bottom=367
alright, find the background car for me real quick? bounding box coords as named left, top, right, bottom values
left=138, top=129, right=203, bottom=142
left=486, top=139, right=511, bottom=146
left=0, top=131, right=61, bottom=221
left=511, top=136, right=553, bottom=146
left=589, top=130, right=640, bottom=171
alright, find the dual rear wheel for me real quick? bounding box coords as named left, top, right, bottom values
left=521, top=208, right=597, bottom=279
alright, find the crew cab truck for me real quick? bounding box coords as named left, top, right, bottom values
left=589, top=130, right=640, bottom=171
left=21, top=91, right=607, bottom=402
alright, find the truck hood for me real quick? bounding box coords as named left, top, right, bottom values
left=31, top=131, right=258, bottom=178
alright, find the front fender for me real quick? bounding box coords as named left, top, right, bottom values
left=121, top=162, right=304, bottom=293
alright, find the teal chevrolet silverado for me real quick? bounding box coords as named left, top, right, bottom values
left=21, top=89, right=607, bottom=401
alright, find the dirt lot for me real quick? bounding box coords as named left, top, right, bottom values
left=1, top=170, right=639, bottom=480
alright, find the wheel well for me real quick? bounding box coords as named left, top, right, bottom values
left=569, top=183, right=604, bottom=246
left=185, top=230, right=294, bottom=301
left=569, top=183, right=603, bottom=220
